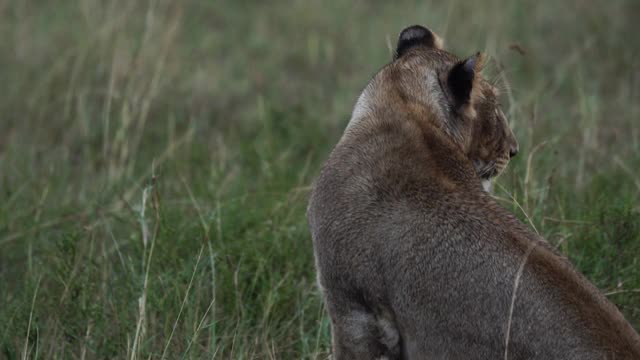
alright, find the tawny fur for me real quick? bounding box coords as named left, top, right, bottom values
left=307, top=25, right=640, bottom=359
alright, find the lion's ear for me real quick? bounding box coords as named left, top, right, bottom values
left=394, top=25, right=443, bottom=60
left=447, top=53, right=484, bottom=106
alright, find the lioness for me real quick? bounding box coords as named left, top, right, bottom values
left=307, top=25, right=640, bottom=359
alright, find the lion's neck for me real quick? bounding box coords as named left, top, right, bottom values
left=340, top=111, right=484, bottom=198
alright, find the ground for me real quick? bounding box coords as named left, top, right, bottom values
left=1, top=0, right=639, bottom=358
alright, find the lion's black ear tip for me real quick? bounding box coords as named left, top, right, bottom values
left=399, top=25, right=432, bottom=42
left=448, top=55, right=479, bottom=105
left=463, top=56, right=476, bottom=72
left=395, top=25, right=443, bottom=59
left=464, top=52, right=486, bottom=72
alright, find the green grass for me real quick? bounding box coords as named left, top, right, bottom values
left=1, top=0, right=639, bottom=358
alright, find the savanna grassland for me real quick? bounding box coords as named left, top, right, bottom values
left=1, top=1, right=639, bottom=359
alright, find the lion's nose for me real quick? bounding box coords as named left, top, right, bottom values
left=509, top=144, right=519, bottom=158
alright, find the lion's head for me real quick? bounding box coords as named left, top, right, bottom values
left=350, top=25, right=518, bottom=190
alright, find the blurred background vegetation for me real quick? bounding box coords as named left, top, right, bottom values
left=1, top=0, right=639, bottom=358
